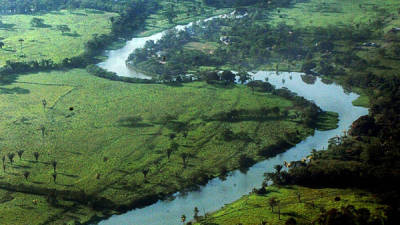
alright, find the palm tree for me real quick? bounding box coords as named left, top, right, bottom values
left=23, top=171, right=30, bottom=181
left=166, top=148, right=173, bottom=160
left=52, top=172, right=57, bottom=183
left=42, top=99, right=47, bottom=111
left=295, top=191, right=301, bottom=203
left=40, top=125, right=46, bottom=138
left=7, top=153, right=15, bottom=164
left=275, top=63, right=279, bottom=74
left=181, top=214, right=186, bottom=224
left=51, top=160, right=57, bottom=172
left=194, top=207, right=199, bottom=220
left=33, top=152, right=39, bottom=162
left=142, top=168, right=149, bottom=179
left=17, top=150, right=24, bottom=160
left=18, top=38, right=24, bottom=51
left=166, top=141, right=179, bottom=160
left=277, top=199, right=281, bottom=220
left=180, top=152, right=189, bottom=168
left=238, top=71, right=251, bottom=84
left=274, top=164, right=283, bottom=173
left=268, top=197, right=278, bottom=212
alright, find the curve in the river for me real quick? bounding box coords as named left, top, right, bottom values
left=96, top=17, right=368, bottom=225
left=97, top=11, right=244, bottom=78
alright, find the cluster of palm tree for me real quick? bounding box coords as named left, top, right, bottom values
left=0, top=149, right=60, bottom=183
left=164, top=140, right=195, bottom=169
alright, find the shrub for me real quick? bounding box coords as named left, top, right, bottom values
left=86, top=65, right=156, bottom=84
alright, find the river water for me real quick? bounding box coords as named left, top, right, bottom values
left=96, top=17, right=368, bottom=225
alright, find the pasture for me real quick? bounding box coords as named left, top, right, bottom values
left=0, top=69, right=318, bottom=224
left=139, top=0, right=230, bottom=37
left=196, top=186, right=387, bottom=225
left=0, top=9, right=116, bottom=66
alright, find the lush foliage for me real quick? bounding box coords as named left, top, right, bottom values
left=248, top=1, right=400, bottom=223
left=0, top=69, right=319, bottom=224
left=195, top=186, right=388, bottom=225
left=0, top=9, right=115, bottom=71
left=0, top=0, right=153, bottom=14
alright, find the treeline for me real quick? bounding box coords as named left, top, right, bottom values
left=202, top=0, right=292, bottom=8
left=0, top=0, right=160, bottom=79
left=86, top=65, right=155, bottom=84
left=127, top=27, right=224, bottom=79
left=0, top=0, right=157, bottom=14
left=0, top=33, right=110, bottom=78
left=263, top=66, right=400, bottom=225
left=275, top=75, right=400, bottom=188
left=126, top=11, right=305, bottom=78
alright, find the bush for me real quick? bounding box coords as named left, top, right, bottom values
left=258, top=140, right=294, bottom=157
left=238, top=155, right=255, bottom=170
left=247, top=80, right=275, bottom=92
left=301, top=61, right=317, bottom=74
left=202, top=71, right=220, bottom=83
left=86, top=65, right=156, bottom=84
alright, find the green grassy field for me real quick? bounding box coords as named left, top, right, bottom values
left=267, top=0, right=399, bottom=28
left=258, top=0, right=400, bottom=108
left=189, top=1, right=400, bottom=222
left=184, top=41, right=219, bottom=54
left=195, top=186, right=387, bottom=225
left=138, top=0, right=230, bottom=37
left=0, top=9, right=116, bottom=66
left=3, top=0, right=394, bottom=223
left=0, top=69, right=320, bottom=224
left=0, top=188, right=95, bottom=225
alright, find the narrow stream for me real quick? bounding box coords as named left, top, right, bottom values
left=96, top=17, right=368, bottom=225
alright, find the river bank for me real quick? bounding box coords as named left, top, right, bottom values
left=91, top=69, right=365, bottom=224
left=1, top=1, right=383, bottom=224
left=0, top=69, right=322, bottom=225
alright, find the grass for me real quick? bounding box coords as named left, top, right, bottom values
left=195, top=185, right=388, bottom=225
left=0, top=188, right=95, bottom=225
left=0, top=69, right=319, bottom=224
left=184, top=41, right=219, bottom=54
left=0, top=9, right=116, bottom=66
left=256, top=0, right=400, bottom=106
left=138, top=0, right=230, bottom=37
left=352, top=92, right=370, bottom=107
left=267, top=0, right=399, bottom=28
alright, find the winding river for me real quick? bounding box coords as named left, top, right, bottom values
left=96, top=17, right=368, bottom=225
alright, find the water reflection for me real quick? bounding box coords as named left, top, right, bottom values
left=97, top=12, right=246, bottom=79
left=97, top=72, right=367, bottom=225
left=300, top=74, right=317, bottom=84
